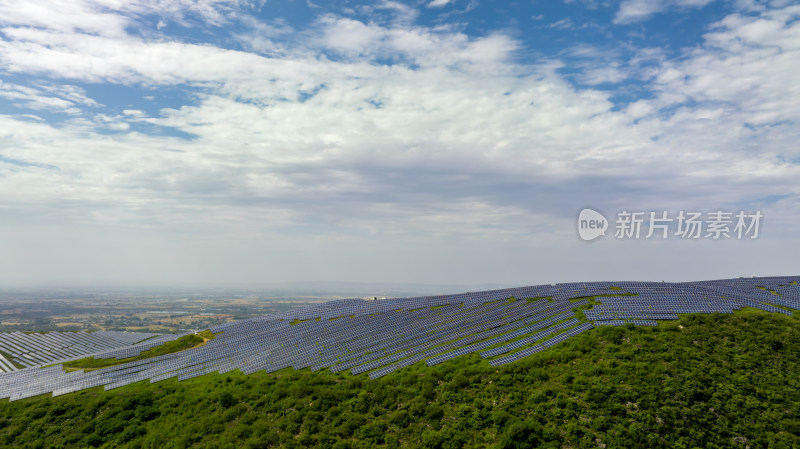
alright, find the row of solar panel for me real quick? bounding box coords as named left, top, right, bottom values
left=594, top=320, right=658, bottom=326
left=489, top=323, right=595, bottom=367
left=0, top=331, right=163, bottom=373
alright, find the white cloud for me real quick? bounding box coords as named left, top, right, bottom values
left=549, top=18, right=576, bottom=30
left=0, top=15, right=518, bottom=91
left=614, top=0, right=666, bottom=24
left=651, top=5, right=800, bottom=129
left=0, top=1, right=131, bottom=37
left=312, top=16, right=517, bottom=68
left=233, top=16, right=293, bottom=55
left=366, top=1, right=420, bottom=25
left=317, top=16, right=385, bottom=55
left=580, top=65, right=628, bottom=84
left=428, top=0, right=455, bottom=8
left=1, top=6, right=796, bottom=218
left=614, top=0, right=716, bottom=24
left=0, top=81, right=98, bottom=114
left=0, top=27, right=268, bottom=85
left=0, top=0, right=260, bottom=38
left=625, top=100, right=655, bottom=119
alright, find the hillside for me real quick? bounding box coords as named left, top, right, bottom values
left=0, top=309, right=797, bottom=449
left=4, top=277, right=797, bottom=401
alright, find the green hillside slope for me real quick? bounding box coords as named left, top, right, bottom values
left=0, top=309, right=797, bottom=449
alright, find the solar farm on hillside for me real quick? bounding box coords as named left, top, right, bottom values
left=1, top=276, right=797, bottom=401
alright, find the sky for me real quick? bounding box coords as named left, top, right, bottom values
left=0, top=0, right=798, bottom=289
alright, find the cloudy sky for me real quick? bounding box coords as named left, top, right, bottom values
left=0, top=0, right=798, bottom=289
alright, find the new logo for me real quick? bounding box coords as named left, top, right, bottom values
left=577, top=208, right=608, bottom=241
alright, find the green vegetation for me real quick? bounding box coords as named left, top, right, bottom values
left=1, top=311, right=798, bottom=448
left=61, top=331, right=216, bottom=372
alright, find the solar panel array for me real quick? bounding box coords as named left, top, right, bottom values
left=0, top=330, right=162, bottom=373
left=583, top=276, right=797, bottom=322
left=0, top=276, right=797, bottom=401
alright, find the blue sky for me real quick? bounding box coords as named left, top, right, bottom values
left=0, top=0, right=798, bottom=289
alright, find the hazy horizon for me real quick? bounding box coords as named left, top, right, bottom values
left=2, top=274, right=796, bottom=295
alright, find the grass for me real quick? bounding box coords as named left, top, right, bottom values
left=61, top=330, right=218, bottom=372
left=526, top=296, right=553, bottom=302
